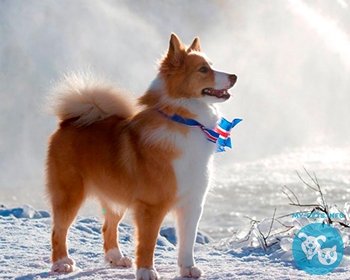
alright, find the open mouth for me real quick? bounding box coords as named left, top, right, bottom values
left=202, top=88, right=230, bottom=99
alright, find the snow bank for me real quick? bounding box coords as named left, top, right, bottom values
left=0, top=204, right=50, bottom=219
left=1, top=205, right=350, bottom=279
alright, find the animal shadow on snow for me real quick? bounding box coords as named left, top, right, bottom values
left=15, top=269, right=201, bottom=280
left=14, top=267, right=135, bottom=280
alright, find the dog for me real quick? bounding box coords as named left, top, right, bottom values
left=298, top=232, right=326, bottom=260
left=46, top=33, right=237, bottom=279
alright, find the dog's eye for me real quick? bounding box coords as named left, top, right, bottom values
left=199, top=66, right=209, bottom=73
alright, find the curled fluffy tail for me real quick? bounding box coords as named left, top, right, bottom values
left=47, top=71, right=136, bottom=126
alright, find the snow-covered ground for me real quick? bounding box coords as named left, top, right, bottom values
left=2, top=146, right=350, bottom=279
left=1, top=203, right=350, bottom=280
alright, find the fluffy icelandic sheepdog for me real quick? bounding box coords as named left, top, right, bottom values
left=46, top=33, right=237, bottom=280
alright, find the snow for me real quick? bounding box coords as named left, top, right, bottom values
left=1, top=205, right=350, bottom=279
left=1, top=147, right=350, bottom=279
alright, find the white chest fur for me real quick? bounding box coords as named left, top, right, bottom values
left=172, top=129, right=215, bottom=207
left=171, top=101, right=219, bottom=207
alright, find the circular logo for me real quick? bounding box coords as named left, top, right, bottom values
left=292, top=223, right=344, bottom=275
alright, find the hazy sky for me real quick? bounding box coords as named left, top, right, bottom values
left=0, top=0, right=349, bottom=199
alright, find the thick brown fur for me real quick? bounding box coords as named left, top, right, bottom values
left=47, top=111, right=180, bottom=265
left=46, top=33, right=237, bottom=278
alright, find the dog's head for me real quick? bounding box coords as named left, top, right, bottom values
left=159, top=33, right=237, bottom=103
left=298, top=232, right=326, bottom=250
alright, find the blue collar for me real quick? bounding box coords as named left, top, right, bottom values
left=157, top=110, right=242, bottom=152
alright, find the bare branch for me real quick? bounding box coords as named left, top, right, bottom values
left=265, top=208, right=277, bottom=240
left=244, top=215, right=260, bottom=227
left=289, top=203, right=320, bottom=208
left=231, top=168, right=350, bottom=252
left=282, top=189, right=295, bottom=205
left=338, top=222, right=350, bottom=228
left=296, top=169, right=318, bottom=192
left=283, top=185, right=300, bottom=205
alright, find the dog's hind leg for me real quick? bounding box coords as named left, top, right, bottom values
left=101, top=203, right=132, bottom=267
left=134, top=201, right=168, bottom=280
left=47, top=173, right=85, bottom=273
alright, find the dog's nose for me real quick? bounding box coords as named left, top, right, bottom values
left=229, top=74, right=237, bottom=87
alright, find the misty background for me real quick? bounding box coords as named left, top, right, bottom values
left=1, top=0, right=349, bottom=215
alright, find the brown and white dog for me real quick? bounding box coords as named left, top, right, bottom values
left=46, top=33, right=237, bottom=279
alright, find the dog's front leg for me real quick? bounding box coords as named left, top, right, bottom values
left=175, top=203, right=203, bottom=278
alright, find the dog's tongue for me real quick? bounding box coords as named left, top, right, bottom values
left=202, top=88, right=230, bottom=99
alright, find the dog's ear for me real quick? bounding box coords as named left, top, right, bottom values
left=166, top=33, right=185, bottom=66
left=298, top=232, right=308, bottom=239
left=317, top=235, right=326, bottom=243
left=188, top=37, right=201, bottom=52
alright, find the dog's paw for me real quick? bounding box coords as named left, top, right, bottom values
left=136, top=267, right=159, bottom=280
left=108, top=256, right=133, bottom=267
left=105, top=248, right=133, bottom=267
left=180, top=266, right=202, bottom=278
left=51, top=257, right=76, bottom=273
